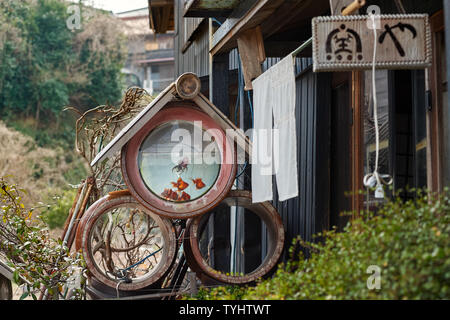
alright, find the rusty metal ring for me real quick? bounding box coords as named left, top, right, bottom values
left=184, top=190, right=285, bottom=285
left=77, top=195, right=177, bottom=291
left=121, top=106, right=237, bottom=220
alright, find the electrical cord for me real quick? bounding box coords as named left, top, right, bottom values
left=363, top=14, right=393, bottom=198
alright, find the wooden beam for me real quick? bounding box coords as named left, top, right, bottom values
left=329, top=0, right=355, bottom=15
left=260, top=0, right=315, bottom=40
left=160, top=6, right=171, bottom=33
left=351, top=70, right=364, bottom=218
left=236, top=25, right=266, bottom=90
left=149, top=1, right=174, bottom=33
left=149, top=0, right=172, bottom=6
left=210, top=0, right=284, bottom=56
left=341, top=0, right=365, bottom=16
left=184, top=0, right=241, bottom=17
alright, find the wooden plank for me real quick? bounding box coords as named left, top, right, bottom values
left=0, top=259, right=13, bottom=281
left=91, top=83, right=177, bottom=166
left=341, top=0, right=365, bottom=16
left=210, top=0, right=284, bottom=56
left=429, top=9, right=445, bottom=192
left=351, top=70, right=364, bottom=218
left=160, top=5, right=171, bottom=33
left=261, top=0, right=314, bottom=40
left=211, top=0, right=259, bottom=50
left=329, top=0, right=364, bottom=218
left=149, top=0, right=172, bottom=6
left=149, top=1, right=175, bottom=33
left=329, top=0, right=357, bottom=15
left=236, top=25, right=266, bottom=90
left=312, top=14, right=432, bottom=72
left=184, top=0, right=241, bottom=17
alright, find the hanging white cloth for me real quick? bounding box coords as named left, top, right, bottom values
left=251, top=55, right=298, bottom=203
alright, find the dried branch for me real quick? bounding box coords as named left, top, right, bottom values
left=65, top=87, right=152, bottom=196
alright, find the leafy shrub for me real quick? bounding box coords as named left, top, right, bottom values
left=192, top=190, right=450, bottom=300
left=42, top=188, right=77, bottom=229
left=0, top=178, right=85, bottom=299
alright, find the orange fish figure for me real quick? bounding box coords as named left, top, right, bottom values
left=161, top=188, right=179, bottom=201
left=179, top=192, right=191, bottom=202
left=170, top=191, right=179, bottom=201
left=191, top=178, right=206, bottom=190
left=171, top=177, right=189, bottom=191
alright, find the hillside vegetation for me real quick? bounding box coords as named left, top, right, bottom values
left=0, top=0, right=130, bottom=228
left=0, top=121, right=86, bottom=208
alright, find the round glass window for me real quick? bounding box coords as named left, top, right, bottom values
left=138, top=120, right=221, bottom=203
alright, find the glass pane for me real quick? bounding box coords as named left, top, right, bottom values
left=138, top=120, right=221, bottom=202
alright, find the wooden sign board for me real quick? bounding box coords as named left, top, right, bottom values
left=312, top=14, right=432, bottom=72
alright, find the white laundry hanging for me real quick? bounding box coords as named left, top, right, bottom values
left=251, top=55, right=299, bottom=203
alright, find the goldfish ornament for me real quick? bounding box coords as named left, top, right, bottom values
left=171, top=177, right=189, bottom=191
left=191, top=178, right=206, bottom=190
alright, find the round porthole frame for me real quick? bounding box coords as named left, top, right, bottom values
left=183, top=190, right=285, bottom=285
left=76, top=194, right=177, bottom=291
left=121, top=105, right=237, bottom=219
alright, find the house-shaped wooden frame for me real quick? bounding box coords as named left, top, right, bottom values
left=91, top=73, right=252, bottom=219
left=91, top=73, right=252, bottom=167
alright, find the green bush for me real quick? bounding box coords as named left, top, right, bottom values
left=192, top=189, right=450, bottom=300
left=42, top=188, right=77, bottom=229
left=0, top=178, right=85, bottom=299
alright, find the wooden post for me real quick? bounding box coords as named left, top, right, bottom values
left=329, top=0, right=359, bottom=15
left=188, top=272, right=198, bottom=297
left=329, top=0, right=365, bottom=217
left=62, top=184, right=83, bottom=240
left=236, top=25, right=266, bottom=91
left=341, top=0, right=365, bottom=16
left=66, top=177, right=95, bottom=250
left=443, top=2, right=450, bottom=190
left=351, top=70, right=364, bottom=218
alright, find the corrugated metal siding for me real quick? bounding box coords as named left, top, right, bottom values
left=184, top=17, right=204, bottom=41
left=174, top=8, right=330, bottom=255
left=230, top=53, right=313, bottom=76
left=229, top=48, right=239, bottom=70
left=175, top=28, right=210, bottom=77
left=175, top=1, right=210, bottom=77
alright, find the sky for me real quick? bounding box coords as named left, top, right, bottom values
left=69, top=0, right=149, bottom=14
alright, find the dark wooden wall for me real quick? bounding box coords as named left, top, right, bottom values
left=174, top=0, right=445, bottom=266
